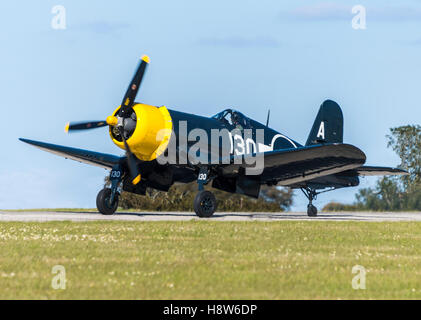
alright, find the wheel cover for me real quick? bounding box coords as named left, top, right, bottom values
left=201, top=195, right=214, bottom=213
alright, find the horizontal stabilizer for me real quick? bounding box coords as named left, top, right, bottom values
left=353, top=166, right=408, bottom=176
left=19, top=138, right=121, bottom=169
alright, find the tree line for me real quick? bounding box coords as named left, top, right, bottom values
left=110, top=179, right=294, bottom=212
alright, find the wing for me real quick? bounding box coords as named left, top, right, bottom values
left=20, top=138, right=121, bottom=169
left=220, top=143, right=366, bottom=186
left=351, top=165, right=408, bottom=176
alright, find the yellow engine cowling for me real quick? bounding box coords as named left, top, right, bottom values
left=109, top=104, right=173, bottom=161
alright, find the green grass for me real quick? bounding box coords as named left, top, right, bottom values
left=0, top=220, right=421, bottom=299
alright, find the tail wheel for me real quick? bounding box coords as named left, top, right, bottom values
left=307, top=204, right=318, bottom=217
left=96, top=188, right=119, bottom=215
left=194, top=190, right=217, bottom=218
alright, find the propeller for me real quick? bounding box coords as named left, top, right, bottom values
left=65, top=121, right=108, bottom=133
left=119, top=55, right=149, bottom=117
left=118, top=126, right=141, bottom=185
left=64, top=55, right=150, bottom=185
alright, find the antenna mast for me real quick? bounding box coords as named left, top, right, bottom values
left=266, top=109, right=270, bottom=127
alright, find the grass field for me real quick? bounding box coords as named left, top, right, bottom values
left=0, top=220, right=421, bottom=299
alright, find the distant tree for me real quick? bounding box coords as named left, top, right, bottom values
left=387, top=125, right=421, bottom=187
left=355, top=125, right=421, bottom=211
left=260, top=185, right=294, bottom=211
left=355, top=176, right=405, bottom=211
left=322, top=202, right=360, bottom=212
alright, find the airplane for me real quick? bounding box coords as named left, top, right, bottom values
left=20, top=55, right=407, bottom=217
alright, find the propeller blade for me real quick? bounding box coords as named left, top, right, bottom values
left=127, top=150, right=141, bottom=185
left=118, top=127, right=141, bottom=185
left=119, top=55, right=150, bottom=116
left=65, top=121, right=107, bottom=133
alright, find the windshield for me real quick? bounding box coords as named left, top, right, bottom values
left=212, top=109, right=249, bottom=129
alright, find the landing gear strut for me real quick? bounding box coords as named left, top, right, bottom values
left=193, top=167, right=217, bottom=218
left=97, top=164, right=122, bottom=215
left=301, top=188, right=318, bottom=217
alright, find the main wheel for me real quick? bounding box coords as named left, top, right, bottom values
left=96, top=188, right=119, bottom=215
left=307, top=204, right=318, bottom=217
left=194, top=190, right=217, bottom=218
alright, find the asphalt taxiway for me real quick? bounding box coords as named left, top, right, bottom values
left=0, top=210, right=421, bottom=222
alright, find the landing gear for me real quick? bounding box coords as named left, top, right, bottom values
left=96, top=188, right=119, bottom=215
left=97, top=164, right=122, bottom=215
left=194, top=190, right=217, bottom=217
left=193, top=166, right=217, bottom=218
left=301, top=188, right=318, bottom=217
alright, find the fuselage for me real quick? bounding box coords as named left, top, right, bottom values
left=109, top=103, right=360, bottom=192
left=109, top=103, right=301, bottom=163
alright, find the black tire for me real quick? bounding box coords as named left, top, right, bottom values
left=194, top=190, right=217, bottom=218
left=96, top=188, right=119, bottom=215
left=307, top=204, right=318, bottom=217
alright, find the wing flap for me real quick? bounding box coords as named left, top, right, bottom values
left=20, top=138, right=121, bottom=169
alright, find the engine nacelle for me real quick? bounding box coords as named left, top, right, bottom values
left=109, top=104, right=173, bottom=161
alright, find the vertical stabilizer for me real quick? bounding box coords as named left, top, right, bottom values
left=306, top=100, right=343, bottom=146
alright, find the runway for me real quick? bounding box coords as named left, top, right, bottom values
left=1, top=210, right=421, bottom=222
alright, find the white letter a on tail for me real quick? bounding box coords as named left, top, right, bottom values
left=317, top=121, right=325, bottom=140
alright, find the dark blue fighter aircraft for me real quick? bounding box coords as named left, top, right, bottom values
left=20, top=55, right=407, bottom=217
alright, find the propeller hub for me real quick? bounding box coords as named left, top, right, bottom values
left=106, top=116, right=118, bottom=126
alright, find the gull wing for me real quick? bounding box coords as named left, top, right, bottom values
left=20, top=138, right=121, bottom=169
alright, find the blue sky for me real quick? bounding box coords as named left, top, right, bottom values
left=1, top=0, right=421, bottom=210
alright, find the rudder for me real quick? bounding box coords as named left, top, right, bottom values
left=305, top=100, right=343, bottom=146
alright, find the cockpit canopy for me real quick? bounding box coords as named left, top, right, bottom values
left=212, top=109, right=250, bottom=129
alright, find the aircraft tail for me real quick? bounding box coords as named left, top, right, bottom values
left=305, top=100, right=343, bottom=146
